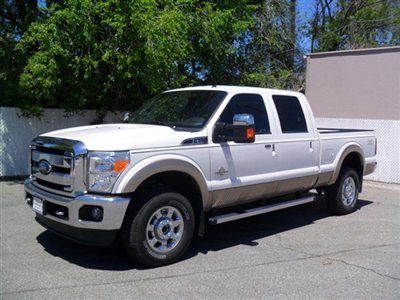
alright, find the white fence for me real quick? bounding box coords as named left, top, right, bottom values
left=0, top=107, right=398, bottom=183
left=316, top=118, right=400, bottom=184
left=0, top=107, right=122, bottom=177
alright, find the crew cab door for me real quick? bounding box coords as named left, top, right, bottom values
left=209, top=93, right=279, bottom=208
left=270, top=93, right=320, bottom=194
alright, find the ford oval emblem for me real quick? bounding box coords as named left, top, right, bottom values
left=38, top=160, right=52, bottom=175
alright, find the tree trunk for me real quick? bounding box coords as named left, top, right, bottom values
left=289, top=0, right=296, bottom=69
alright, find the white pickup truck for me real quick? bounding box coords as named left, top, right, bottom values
left=25, top=86, right=377, bottom=266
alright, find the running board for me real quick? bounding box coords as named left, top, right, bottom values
left=208, top=195, right=316, bottom=225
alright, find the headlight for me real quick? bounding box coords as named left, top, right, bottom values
left=87, top=151, right=130, bottom=193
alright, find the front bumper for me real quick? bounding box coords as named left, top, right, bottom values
left=25, top=179, right=130, bottom=246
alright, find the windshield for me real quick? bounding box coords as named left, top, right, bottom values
left=128, top=90, right=227, bottom=130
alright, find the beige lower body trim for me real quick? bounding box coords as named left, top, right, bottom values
left=315, top=171, right=334, bottom=188
left=364, top=161, right=377, bottom=176
left=211, top=175, right=317, bottom=209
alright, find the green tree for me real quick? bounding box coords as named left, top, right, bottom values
left=2, top=0, right=399, bottom=117
left=310, top=0, right=400, bottom=52
left=239, top=0, right=303, bottom=90
left=0, top=0, right=42, bottom=109
left=15, top=0, right=256, bottom=114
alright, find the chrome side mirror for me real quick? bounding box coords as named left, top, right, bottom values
left=233, top=114, right=255, bottom=126
left=213, top=113, right=256, bottom=143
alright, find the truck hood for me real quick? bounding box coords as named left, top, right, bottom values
left=42, top=124, right=201, bottom=151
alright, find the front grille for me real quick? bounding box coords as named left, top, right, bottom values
left=31, top=148, right=73, bottom=192
left=36, top=178, right=70, bottom=191
left=30, top=137, right=87, bottom=196
left=32, top=161, right=70, bottom=174
left=35, top=145, right=68, bottom=156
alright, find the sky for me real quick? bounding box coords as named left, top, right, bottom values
left=297, top=0, right=317, bottom=54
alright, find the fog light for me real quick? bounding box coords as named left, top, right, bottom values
left=91, top=207, right=103, bottom=221
left=26, top=196, right=33, bottom=205
left=55, top=210, right=64, bottom=216
left=79, top=205, right=103, bottom=222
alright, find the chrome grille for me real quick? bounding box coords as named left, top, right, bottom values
left=30, top=137, right=87, bottom=197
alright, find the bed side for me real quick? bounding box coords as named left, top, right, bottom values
left=317, top=129, right=377, bottom=188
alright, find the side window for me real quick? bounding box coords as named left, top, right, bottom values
left=218, top=93, right=270, bottom=134
left=272, top=95, right=308, bottom=133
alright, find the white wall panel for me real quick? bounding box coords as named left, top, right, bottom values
left=0, top=107, right=122, bottom=177
left=316, top=118, right=400, bottom=184
left=1, top=108, right=398, bottom=184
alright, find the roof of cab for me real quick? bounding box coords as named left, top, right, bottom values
left=165, top=85, right=304, bottom=97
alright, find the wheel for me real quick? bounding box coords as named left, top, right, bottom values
left=121, top=189, right=195, bottom=267
left=325, top=167, right=360, bottom=215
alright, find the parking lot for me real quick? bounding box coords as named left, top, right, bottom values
left=0, top=180, right=399, bottom=299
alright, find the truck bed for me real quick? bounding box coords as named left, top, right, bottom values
left=316, top=127, right=376, bottom=186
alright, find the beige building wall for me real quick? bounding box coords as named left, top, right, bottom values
left=306, top=46, right=400, bottom=184
left=306, top=46, right=400, bottom=120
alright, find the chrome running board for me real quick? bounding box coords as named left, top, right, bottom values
left=208, top=195, right=316, bottom=225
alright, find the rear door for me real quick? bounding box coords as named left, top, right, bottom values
left=270, top=94, right=319, bottom=194
left=209, top=92, right=280, bottom=208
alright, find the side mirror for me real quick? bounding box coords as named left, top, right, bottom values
left=213, top=114, right=255, bottom=143
left=122, top=112, right=131, bottom=122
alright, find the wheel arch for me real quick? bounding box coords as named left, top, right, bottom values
left=114, top=155, right=211, bottom=235
left=329, top=143, right=365, bottom=189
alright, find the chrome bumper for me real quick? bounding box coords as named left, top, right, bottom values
left=24, top=179, right=130, bottom=231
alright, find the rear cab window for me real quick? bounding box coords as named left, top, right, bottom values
left=272, top=95, right=308, bottom=134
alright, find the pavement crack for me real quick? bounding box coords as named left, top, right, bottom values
left=324, top=256, right=400, bottom=281
left=275, top=234, right=400, bottom=281
left=1, top=254, right=317, bottom=296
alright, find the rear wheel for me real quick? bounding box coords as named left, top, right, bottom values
left=121, top=190, right=195, bottom=267
left=326, top=167, right=360, bottom=215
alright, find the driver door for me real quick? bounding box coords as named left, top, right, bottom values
left=209, top=93, right=279, bottom=208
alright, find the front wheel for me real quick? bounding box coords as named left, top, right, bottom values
left=121, top=190, right=195, bottom=267
left=325, top=167, right=360, bottom=215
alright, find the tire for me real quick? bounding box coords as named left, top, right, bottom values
left=121, top=189, right=195, bottom=267
left=325, top=167, right=360, bottom=215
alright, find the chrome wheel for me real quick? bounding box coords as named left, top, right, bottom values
left=146, top=206, right=184, bottom=253
left=342, top=177, right=356, bottom=206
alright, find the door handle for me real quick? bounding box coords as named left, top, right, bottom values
left=265, top=144, right=275, bottom=150
left=265, top=144, right=277, bottom=156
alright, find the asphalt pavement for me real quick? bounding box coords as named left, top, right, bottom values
left=0, top=180, right=399, bottom=299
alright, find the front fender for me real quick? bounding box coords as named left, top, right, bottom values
left=113, top=154, right=211, bottom=209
